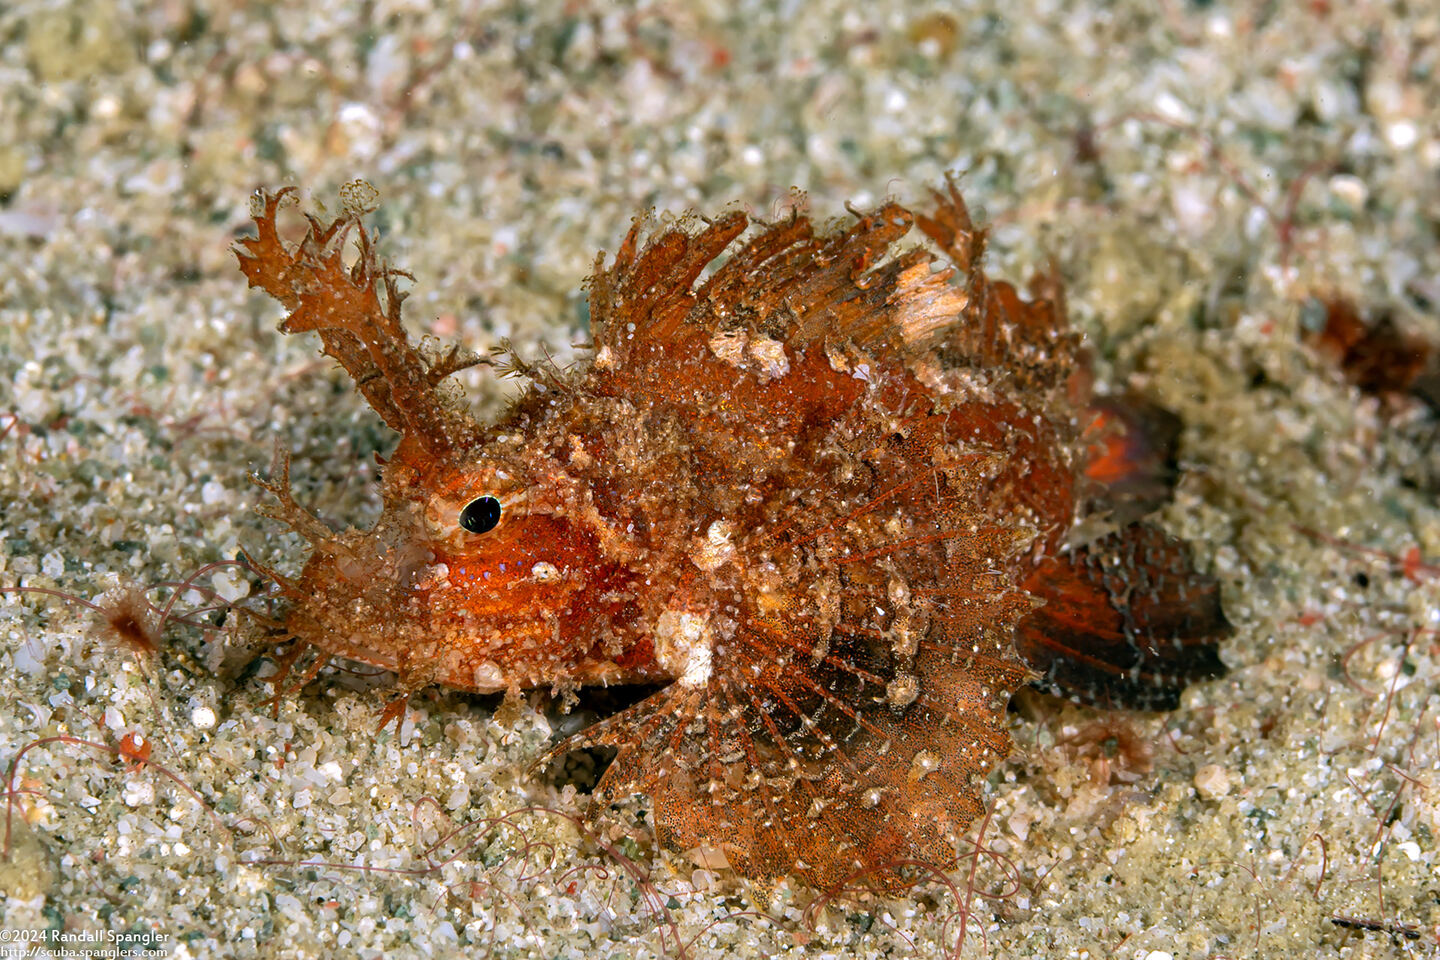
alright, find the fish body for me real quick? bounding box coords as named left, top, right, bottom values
left=236, top=181, right=1228, bottom=890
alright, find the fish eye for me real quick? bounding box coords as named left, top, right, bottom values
left=458, top=495, right=502, bottom=534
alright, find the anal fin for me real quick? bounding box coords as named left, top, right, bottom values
left=1015, top=522, right=1230, bottom=711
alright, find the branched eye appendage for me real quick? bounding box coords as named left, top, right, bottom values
left=235, top=185, right=487, bottom=461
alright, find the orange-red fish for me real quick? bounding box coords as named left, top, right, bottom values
left=235, top=180, right=1229, bottom=891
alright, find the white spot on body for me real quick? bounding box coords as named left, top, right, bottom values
left=417, top=562, right=450, bottom=588
left=472, top=660, right=506, bottom=689
left=691, top=520, right=736, bottom=572
left=530, top=561, right=561, bottom=582
left=654, top=609, right=714, bottom=688
left=886, top=673, right=920, bottom=707
left=907, top=749, right=941, bottom=782
left=887, top=575, right=910, bottom=609
left=888, top=608, right=928, bottom=659
left=707, top=329, right=748, bottom=366
left=748, top=335, right=790, bottom=380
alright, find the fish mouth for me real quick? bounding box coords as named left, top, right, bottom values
left=283, top=512, right=437, bottom=656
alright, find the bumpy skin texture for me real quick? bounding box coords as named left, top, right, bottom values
left=235, top=182, right=1228, bottom=892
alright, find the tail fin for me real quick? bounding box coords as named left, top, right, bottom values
left=1015, top=522, right=1230, bottom=711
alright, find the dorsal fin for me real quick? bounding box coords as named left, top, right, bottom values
left=586, top=210, right=751, bottom=359
left=917, top=176, right=1077, bottom=394
left=587, top=196, right=990, bottom=368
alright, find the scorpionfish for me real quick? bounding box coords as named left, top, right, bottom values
left=235, top=180, right=1230, bottom=892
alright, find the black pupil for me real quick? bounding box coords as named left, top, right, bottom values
left=459, top=496, right=501, bottom=534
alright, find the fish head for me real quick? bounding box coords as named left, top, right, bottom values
left=278, top=432, right=646, bottom=694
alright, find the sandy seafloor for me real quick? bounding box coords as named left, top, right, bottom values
left=1, top=2, right=1438, bottom=958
